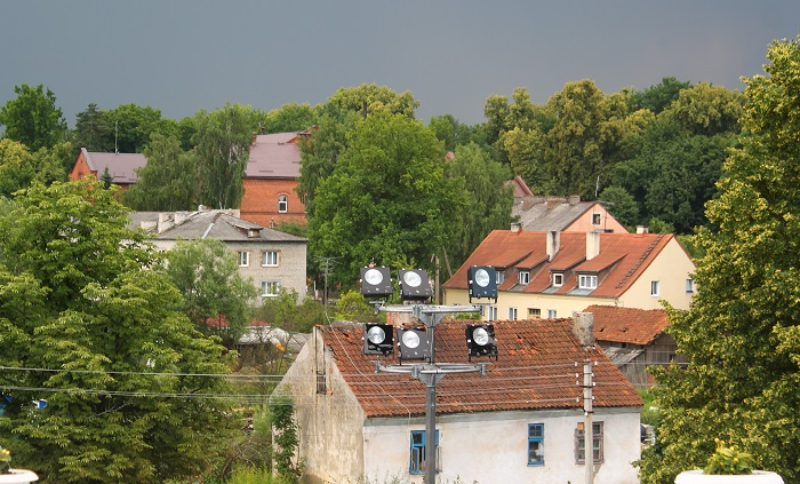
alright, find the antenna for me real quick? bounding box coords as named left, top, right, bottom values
left=115, top=120, right=118, bottom=154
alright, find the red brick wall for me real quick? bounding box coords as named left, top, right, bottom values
left=240, top=178, right=307, bottom=227
left=68, top=152, right=94, bottom=181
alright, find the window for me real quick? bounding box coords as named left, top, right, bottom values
left=552, top=273, right=564, bottom=287
left=486, top=305, right=498, bottom=322
left=316, top=370, right=326, bottom=395
left=528, top=424, right=544, bottom=466
left=578, top=274, right=598, bottom=289
left=262, top=250, right=280, bottom=267
left=410, top=430, right=440, bottom=475
left=592, top=213, right=602, bottom=225
left=508, top=307, right=518, bottom=320
left=496, top=270, right=505, bottom=285
left=547, top=309, right=557, bottom=318
left=261, top=280, right=280, bottom=297
left=651, top=280, right=660, bottom=297
left=575, top=422, right=603, bottom=464
left=519, top=271, right=530, bottom=285
left=238, top=251, right=249, bottom=267
left=686, top=279, right=695, bottom=293
left=278, top=195, right=288, bottom=213
left=528, top=308, right=541, bottom=318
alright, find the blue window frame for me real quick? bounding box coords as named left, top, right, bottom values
left=410, top=430, right=440, bottom=475
left=528, top=423, right=544, bottom=466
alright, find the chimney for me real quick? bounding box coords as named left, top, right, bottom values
left=546, top=231, right=560, bottom=261
left=546, top=196, right=564, bottom=210
left=586, top=231, right=600, bottom=260
left=157, top=213, right=175, bottom=234
left=568, top=195, right=580, bottom=206
left=511, top=222, right=523, bottom=233
left=636, top=225, right=649, bottom=234
left=573, top=312, right=595, bottom=348
left=174, top=211, right=189, bottom=225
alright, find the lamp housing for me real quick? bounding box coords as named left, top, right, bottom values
left=465, top=323, right=498, bottom=359
left=468, top=265, right=498, bottom=302
left=360, top=266, right=393, bottom=297
left=398, top=269, right=432, bottom=301
left=397, top=326, right=431, bottom=361
left=362, top=323, right=395, bottom=356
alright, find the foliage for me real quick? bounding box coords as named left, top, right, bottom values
left=629, top=77, right=692, bottom=114
left=704, top=439, right=754, bottom=476
left=428, top=114, right=488, bottom=152
left=0, top=139, right=71, bottom=198
left=160, top=238, right=258, bottom=344
left=325, top=83, right=419, bottom=118
left=0, top=178, right=237, bottom=483
left=260, top=103, right=318, bottom=134
left=270, top=393, right=303, bottom=482
left=0, top=446, right=10, bottom=474
left=598, top=186, right=639, bottom=228
left=193, top=102, right=259, bottom=209
left=71, top=103, right=179, bottom=154
left=637, top=36, right=800, bottom=484
left=0, top=83, right=67, bottom=151
left=307, top=112, right=463, bottom=285
left=254, top=289, right=325, bottom=334
left=333, top=290, right=381, bottom=323
left=123, top=133, right=200, bottom=210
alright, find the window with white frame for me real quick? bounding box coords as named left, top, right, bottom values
left=261, top=280, right=280, bottom=297
left=528, top=308, right=541, bottom=318
left=496, top=270, right=505, bottom=285
left=519, top=271, right=530, bottom=285
left=578, top=274, right=598, bottom=289
left=238, top=251, right=249, bottom=267
left=552, top=272, right=564, bottom=287
left=262, top=250, right=280, bottom=267
left=410, top=430, right=440, bottom=475
left=547, top=309, right=557, bottom=318
left=528, top=423, right=544, bottom=466
left=278, top=195, right=288, bottom=213
left=651, top=280, right=660, bottom=297
left=508, top=307, right=518, bottom=320
left=486, top=305, right=498, bottom=322
left=575, top=421, right=603, bottom=464
left=686, top=278, right=695, bottom=293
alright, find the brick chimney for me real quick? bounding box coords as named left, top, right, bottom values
left=586, top=231, right=600, bottom=260
left=568, top=195, right=581, bottom=205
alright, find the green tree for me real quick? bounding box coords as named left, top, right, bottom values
left=325, top=83, right=418, bottom=118
left=0, top=83, right=66, bottom=151
left=668, top=82, right=745, bottom=136
left=254, top=289, right=324, bottom=334
left=123, top=133, right=200, bottom=211
left=308, top=112, right=462, bottom=285
left=160, top=238, right=258, bottom=344
left=71, top=103, right=111, bottom=151
left=260, top=102, right=318, bottom=134
left=0, top=178, right=236, bottom=483
left=428, top=114, right=488, bottom=153
left=629, top=77, right=692, bottom=114
left=638, top=36, right=800, bottom=484
left=269, top=394, right=302, bottom=482
left=598, top=185, right=639, bottom=228
left=194, top=102, right=259, bottom=209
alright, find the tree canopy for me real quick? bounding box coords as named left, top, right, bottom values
left=0, top=83, right=67, bottom=152
left=638, top=35, right=800, bottom=484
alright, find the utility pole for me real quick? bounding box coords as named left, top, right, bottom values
left=583, top=361, right=595, bottom=484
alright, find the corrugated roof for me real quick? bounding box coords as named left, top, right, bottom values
left=245, top=132, right=302, bottom=179
left=321, top=318, right=642, bottom=419
left=443, top=230, right=675, bottom=299
left=516, top=199, right=600, bottom=232
left=83, top=148, right=147, bottom=184
left=585, top=305, right=669, bottom=345
left=128, top=211, right=307, bottom=243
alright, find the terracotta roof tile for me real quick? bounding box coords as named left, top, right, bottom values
left=585, top=305, right=669, bottom=345
left=321, top=318, right=642, bottom=418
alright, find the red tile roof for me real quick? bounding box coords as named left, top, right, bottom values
left=245, top=132, right=302, bottom=179
left=443, top=230, right=675, bottom=299
left=585, top=305, right=669, bottom=345
left=320, top=318, right=642, bottom=418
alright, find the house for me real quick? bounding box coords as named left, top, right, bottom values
left=442, top=228, right=696, bottom=319
left=276, top=316, right=643, bottom=484
left=513, top=193, right=629, bottom=233
left=239, top=131, right=310, bottom=227
left=68, top=148, right=146, bottom=189
left=128, top=208, right=307, bottom=302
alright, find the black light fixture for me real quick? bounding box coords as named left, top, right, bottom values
left=465, top=323, right=498, bottom=360
left=397, top=326, right=431, bottom=361
left=468, top=265, right=498, bottom=302
left=362, top=323, right=394, bottom=356
left=360, top=266, right=393, bottom=297
left=398, top=269, right=432, bottom=302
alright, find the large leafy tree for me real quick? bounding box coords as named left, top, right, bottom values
left=0, top=139, right=66, bottom=197
left=0, top=83, right=67, bottom=151
left=638, top=36, right=800, bottom=484
left=193, top=102, right=259, bottom=209
left=71, top=103, right=180, bottom=154
left=123, top=133, right=199, bottom=211
left=259, top=102, right=318, bottom=134
left=0, top=179, right=236, bottom=483
left=160, top=238, right=258, bottom=344
left=307, top=112, right=462, bottom=285
left=629, top=77, right=692, bottom=114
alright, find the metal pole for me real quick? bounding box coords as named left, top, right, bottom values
left=425, top=377, right=436, bottom=484
left=584, top=361, right=593, bottom=484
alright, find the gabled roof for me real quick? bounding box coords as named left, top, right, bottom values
left=82, top=148, right=147, bottom=184
left=507, top=176, right=534, bottom=198
left=129, top=210, right=307, bottom=243
left=585, top=305, right=669, bottom=346
left=320, top=318, right=641, bottom=419
left=245, top=132, right=303, bottom=179
left=443, top=230, right=677, bottom=298
left=516, top=198, right=604, bottom=232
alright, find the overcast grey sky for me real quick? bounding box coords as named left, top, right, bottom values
left=1, top=1, right=798, bottom=127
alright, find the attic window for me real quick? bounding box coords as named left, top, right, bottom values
left=519, top=271, right=530, bottom=285
left=578, top=274, right=597, bottom=289
left=496, top=270, right=505, bottom=284
left=552, top=273, right=564, bottom=287
left=247, top=228, right=260, bottom=238
left=592, top=213, right=602, bottom=225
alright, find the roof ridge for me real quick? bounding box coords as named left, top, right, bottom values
left=615, top=233, right=665, bottom=288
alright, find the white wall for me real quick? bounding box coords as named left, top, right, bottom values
left=620, top=238, right=695, bottom=311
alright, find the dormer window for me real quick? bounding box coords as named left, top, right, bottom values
left=496, top=270, right=505, bottom=284
left=552, top=272, right=564, bottom=287
left=278, top=195, right=288, bottom=213
left=519, top=271, right=530, bottom=285
left=578, top=274, right=598, bottom=289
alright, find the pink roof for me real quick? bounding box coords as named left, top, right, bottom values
left=83, top=148, right=147, bottom=184
left=245, top=132, right=302, bottom=179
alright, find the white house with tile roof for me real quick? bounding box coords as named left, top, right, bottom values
left=275, top=317, right=643, bottom=484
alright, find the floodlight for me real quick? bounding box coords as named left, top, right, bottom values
left=397, top=326, right=431, bottom=361
left=468, top=265, right=498, bottom=302
left=362, top=323, right=394, bottom=356
left=465, top=323, right=498, bottom=359
left=398, top=269, right=432, bottom=301
left=360, top=266, right=393, bottom=297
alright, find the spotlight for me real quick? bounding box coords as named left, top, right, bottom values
left=398, top=269, right=432, bottom=301
left=362, top=324, right=394, bottom=356
left=360, top=266, right=393, bottom=297
left=397, top=326, right=431, bottom=361
left=465, top=323, right=498, bottom=360
left=468, top=266, right=497, bottom=302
